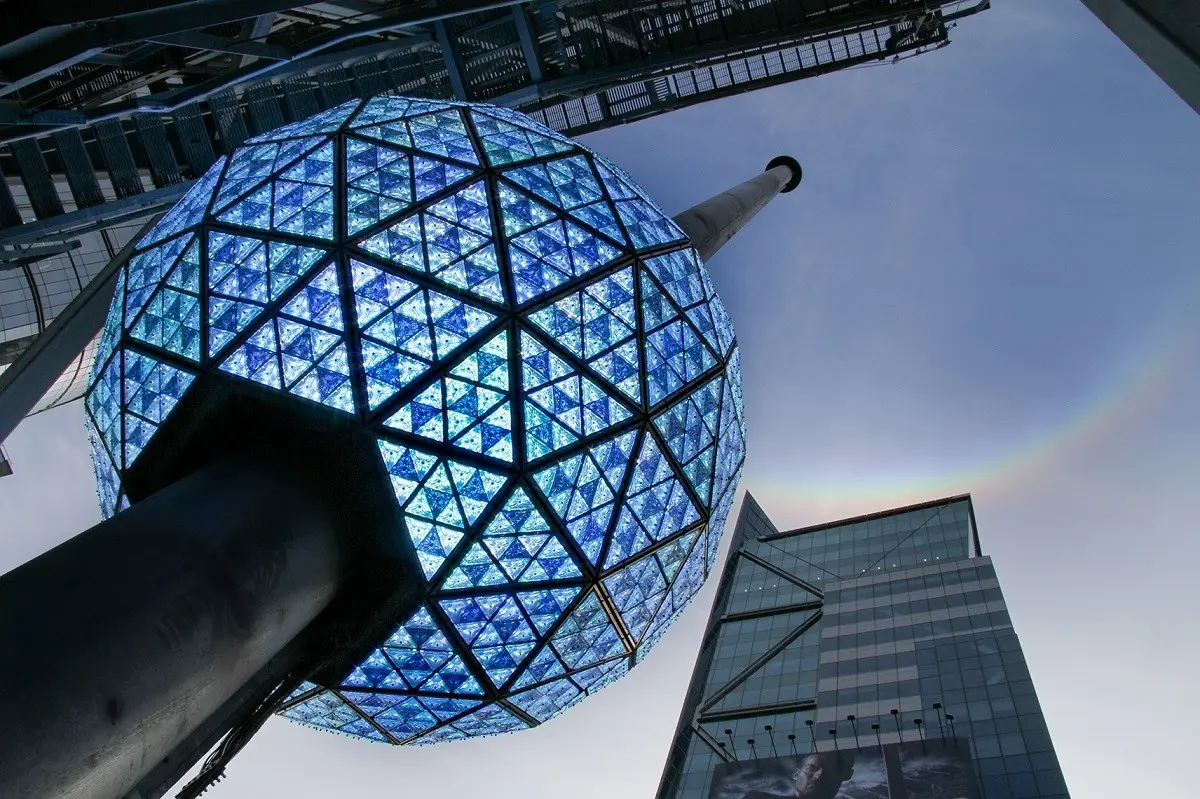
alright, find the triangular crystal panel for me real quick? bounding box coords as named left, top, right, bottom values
left=120, top=350, right=196, bottom=467
left=532, top=428, right=637, bottom=564
left=471, top=109, right=573, bottom=167
left=524, top=267, right=639, bottom=403
left=606, top=433, right=700, bottom=568
left=548, top=590, right=625, bottom=671
left=380, top=606, right=485, bottom=695
left=351, top=260, right=496, bottom=408
left=125, top=233, right=193, bottom=324
left=519, top=330, right=632, bottom=460
left=652, top=374, right=722, bottom=503
left=440, top=594, right=536, bottom=687
left=639, top=268, right=717, bottom=407
left=139, top=157, right=224, bottom=248
left=602, top=553, right=668, bottom=641
left=246, top=100, right=358, bottom=143
left=345, top=136, right=415, bottom=235
left=407, top=109, right=479, bottom=164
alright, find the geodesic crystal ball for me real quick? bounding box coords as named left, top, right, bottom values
left=83, top=96, right=746, bottom=744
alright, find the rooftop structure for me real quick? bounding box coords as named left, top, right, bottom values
left=0, top=0, right=990, bottom=430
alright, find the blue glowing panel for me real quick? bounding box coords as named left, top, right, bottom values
left=650, top=522, right=710, bottom=649
left=593, top=157, right=684, bottom=249
left=471, top=109, right=573, bottom=167
left=525, top=267, right=639, bottom=404
left=386, top=330, right=512, bottom=460
left=497, top=183, right=556, bottom=238
left=616, top=197, right=686, bottom=250
left=515, top=587, right=580, bottom=635
left=351, top=260, right=496, bottom=408
left=549, top=590, right=624, bottom=671
left=408, top=109, right=480, bottom=165
left=513, top=643, right=567, bottom=689
left=512, top=218, right=621, bottom=285
left=532, top=428, right=637, bottom=564
left=83, top=99, right=745, bottom=747
left=509, top=677, right=583, bottom=722
left=446, top=702, right=527, bottom=737
left=465, top=487, right=582, bottom=584
left=125, top=233, right=193, bottom=324
left=357, top=180, right=502, bottom=304
left=706, top=469, right=739, bottom=570
left=603, top=553, right=668, bottom=641
left=120, top=350, right=195, bottom=467
left=605, top=432, right=699, bottom=568
left=280, top=690, right=368, bottom=736
left=503, top=155, right=603, bottom=213
left=378, top=439, right=506, bottom=579
left=644, top=247, right=734, bottom=359
left=519, top=331, right=632, bottom=461
left=129, top=240, right=203, bottom=362
left=138, top=157, right=225, bottom=248
left=640, top=268, right=717, bottom=407
left=130, top=284, right=202, bottom=363
left=219, top=320, right=282, bottom=389
left=342, top=691, right=436, bottom=740
left=213, top=136, right=328, bottom=216
left=219, top=142, right=337, bottom=240
left=87, top=423, right=121, bottom=520
left=440, top=594, right=536, bottom=687
left=94, top=272, right=126, bottom=377
left=570, top=199, right=628, bottom=246
left=87, top=352, right=122, bottom=459
left=245, top=99, right=359, bottom=143
left=345, top=137, right=414, bottom=235
left=711, top=365, right=746, bottom=511
left=380, top=606, right=484, bottom=695
left=571, top=653, right=629, bottom=694
left=206, top=232, right=328, bottom=356
left=350, top=96, right=414, bottom=129
left=652, top=374, right=721, bottom=503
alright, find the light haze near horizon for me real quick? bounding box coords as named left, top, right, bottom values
left=2, top=2, right=1197, bottom=797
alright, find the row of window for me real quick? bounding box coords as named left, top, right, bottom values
left=825, top=586, right=1005, bottom=628
left=822, top=611, right=1012, bottom=653
left=827, top=562, right=998, bottom=603
left=771, top=524, right=968, bottom=557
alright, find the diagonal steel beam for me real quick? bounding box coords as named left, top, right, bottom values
left=698, top=610, right=821, bottom=713
left=0, top=0, right=527, bottom=100
left=0, top=215, right=159, bottom=445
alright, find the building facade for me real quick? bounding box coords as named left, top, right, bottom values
left=656, top=493, right=1070, bottom=799
left=1081, top=0, right=1200, bottom=115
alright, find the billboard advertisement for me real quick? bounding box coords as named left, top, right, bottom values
left=708, top=739, right=976, bottom=799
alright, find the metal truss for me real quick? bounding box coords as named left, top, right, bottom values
left=0, top=0, right=990, bottom=248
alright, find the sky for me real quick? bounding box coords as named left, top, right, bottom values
left=2, top=1, right=1198, bottom=797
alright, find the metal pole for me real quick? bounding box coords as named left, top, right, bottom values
left=672, top=155, right=801, bottom=261
left=0, top=454, right=342, bottom=799
left=0, top=214, right=160, bottom=446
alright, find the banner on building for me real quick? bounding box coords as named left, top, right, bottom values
left=708, top=739, right=977, bottom=799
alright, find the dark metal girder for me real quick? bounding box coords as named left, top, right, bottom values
left=0, top=240, right=81, bottom=268
left=147, top=31, right=291, bottom=62
left=0, top=0, right=526, bottom=100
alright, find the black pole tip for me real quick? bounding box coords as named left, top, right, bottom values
left=767, top=155, right=802, bottom=192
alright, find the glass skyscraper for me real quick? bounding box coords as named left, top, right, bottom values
left=656, top=493, right=1071, bottom=799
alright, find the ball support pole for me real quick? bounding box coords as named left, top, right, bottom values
left=671, top=156, right=802, bottom=262
left=0, top=154, right=800, bottom=799
left=0, top=455, right=342, bottom=799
